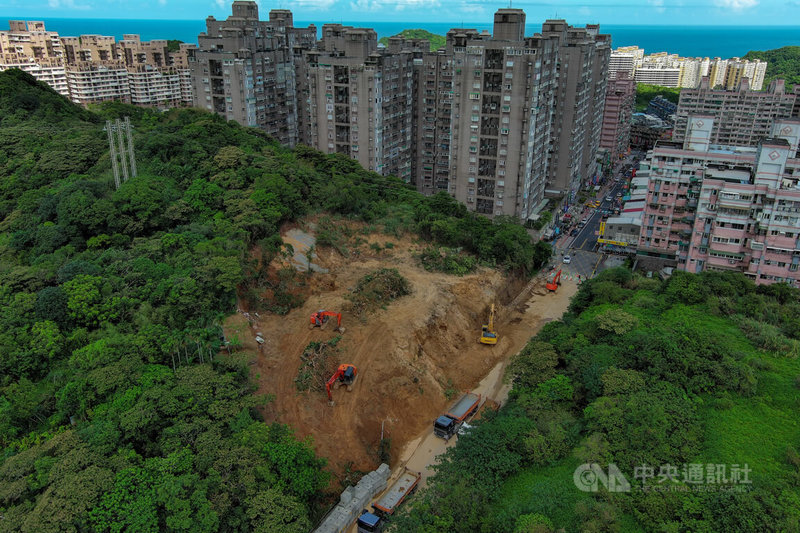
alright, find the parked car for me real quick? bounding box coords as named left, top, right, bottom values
left=570, top=228, right=579, bottom=237
left=605, top=195, right=612, bottom=202
left=563, top=255, right=571, bottom=264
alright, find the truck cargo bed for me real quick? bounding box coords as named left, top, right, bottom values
left=373, top=470, right=420, bottom=514
left=446, top=393, right=481, bottom=421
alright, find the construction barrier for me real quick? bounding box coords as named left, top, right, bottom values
left=314, top=463, right=391, bottom=533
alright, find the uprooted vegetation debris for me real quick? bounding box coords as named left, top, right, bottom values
left=295, top=336, right=342, bottom=392
left=417, top=246, right=478, bottom=275
left=346, top=268, right=412, bottom=318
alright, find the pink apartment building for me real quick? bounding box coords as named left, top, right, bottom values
left=636, top=116, right=800, bottom=287
left=600, top=77, right=636, bottom=161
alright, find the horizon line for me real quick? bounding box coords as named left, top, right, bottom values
left=2, top=16, right=800, bottom=28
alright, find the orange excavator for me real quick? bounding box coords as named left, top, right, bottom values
left=326, top=364, right=357, bottom=406
left=309, top=310, right=344, bottom=332
left=546, top=269, right=562, bottom=292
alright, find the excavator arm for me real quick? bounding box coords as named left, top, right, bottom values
left=479, top=304, right=498, bottom=345
left=326, top=368, right=343, bottom=402
left=320, top=311, right=341, bottom=328
left=310, top=310, right=343, bottom=331
left=546, top=269, right=562, bottom=292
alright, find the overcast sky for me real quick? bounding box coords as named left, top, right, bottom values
left=0, top=0, right=797, bottom=25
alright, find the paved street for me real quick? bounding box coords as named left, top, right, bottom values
left=551, top=151, right=643, bottom=280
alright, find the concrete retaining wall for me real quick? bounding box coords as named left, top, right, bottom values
left=314, top=463, right=390, bottom=533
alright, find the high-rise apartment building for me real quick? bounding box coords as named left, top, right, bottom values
left=298, top=25, right=420, bottom=181
left=636, top=116, right=800, bottom=287
left=674, top=78, right=799, bottom=149
left=413, top=38, right=456, bottom=194
left=436, top=11, right=560, bottom=218
left=0, top=20, right=68, bottom=96
left=723, top=57, right=768, bottom=91
left=541, top=20, right=610, bottom=202
left=677, top=56, right=711, bottom=89
left=119, top=35, right=194, bottom=107
left=192, top=5, right=608, bottom=221
left=1, top=20, right=195, bottom=107
left=611, top=46, right=767, bottom=89
left=189, top=2, right=315, bottom=147
left=600, top=77, right=636, bottom=161
left=608, top=45, right=642, bottom=80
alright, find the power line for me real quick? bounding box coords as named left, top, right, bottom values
left=104, top=117, right=137, bottom=189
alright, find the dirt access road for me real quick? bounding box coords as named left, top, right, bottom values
left=344, top=275, right=577, bottom=533
left=390, top=276, right=576, bottom=488
left=226, top=220, right=577, bottom=482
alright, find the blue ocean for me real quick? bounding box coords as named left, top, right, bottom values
left=4, top=17, right=800, bottom=58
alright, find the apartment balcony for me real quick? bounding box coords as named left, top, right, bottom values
left=711, top=241, right=746, bottom=255
left=753, top=262, right=791, bottom=278
left=764, top=234, right=800, bottom=250
left=671, top=221, right=693, bottom=233
left=706, top=255, right=743, bottom=271
left=718, top=197, right=752, bottom=210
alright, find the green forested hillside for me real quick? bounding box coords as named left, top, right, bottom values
left=0, top=69, right=545, bottom=532
left=394, top=269, right=800, bottom=532
left=635, top=84, right=680, bottom=112
left=744, top=46, right=800, bottom=89
left=379, top=29, right=446, bottom=51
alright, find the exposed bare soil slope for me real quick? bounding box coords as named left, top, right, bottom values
left=225, top=220, right=575, bottom=477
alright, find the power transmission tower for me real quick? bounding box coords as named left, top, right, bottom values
left=104, top=117, right=137, bottom=190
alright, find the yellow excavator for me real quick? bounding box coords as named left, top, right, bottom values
left=479, top=304, right=498, bottom=345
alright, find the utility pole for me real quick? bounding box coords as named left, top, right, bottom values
left=104, top=117, right=137, bottom=190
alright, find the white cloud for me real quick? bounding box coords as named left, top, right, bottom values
left=348, top=0, right=441, bottom=12
left=214, top=0, right=226, bottom=9
left=47, top=0, right=91, bottom=9
left=714, top=0, right=758, bottom=9
left=292, top=0, right=338, bottom=9
left=648, top=0, right=666, bottom=13
left=158, top=0, right=166, bottom=5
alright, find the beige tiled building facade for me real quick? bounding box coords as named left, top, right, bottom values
left=189, top=3, right=610, bottom=220
left=0, top=20, right=195, bottom=107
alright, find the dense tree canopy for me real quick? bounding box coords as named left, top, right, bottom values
left=744, top=46, right=800, bottom=89
left=378, top=29, right=446, bottom=51
left=393, top=269, right=800, bottom=532
left=0, top=69, right=545, bottom=530
left=635, top=84, right=680, bottom=112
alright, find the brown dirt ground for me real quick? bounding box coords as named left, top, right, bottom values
left=223, top=220, right=576, bottom=481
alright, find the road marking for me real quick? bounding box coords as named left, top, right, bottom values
left=590, top=254, right=604, bottom=278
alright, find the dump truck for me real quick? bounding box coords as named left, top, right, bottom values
left=356, top=468, right=421, bottom=532
left=433, top=392, right=481, bottom=440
